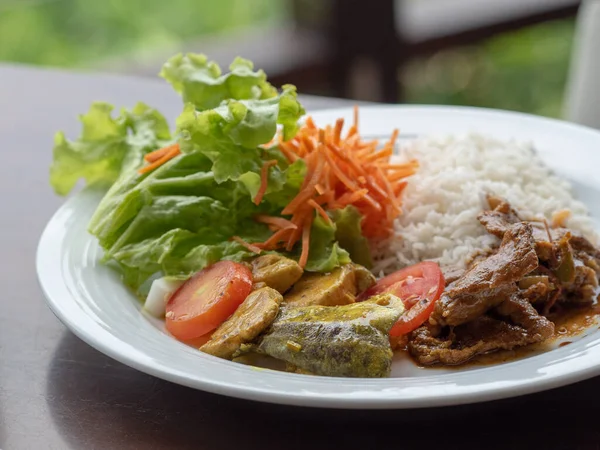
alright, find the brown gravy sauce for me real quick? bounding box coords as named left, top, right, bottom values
left=410, top=304, right=600, bottom=369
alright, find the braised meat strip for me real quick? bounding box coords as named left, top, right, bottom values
left=409, top=196, right=600, bottom=366
left=431, top=223, right=538, bottom=327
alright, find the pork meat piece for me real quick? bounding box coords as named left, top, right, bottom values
left=410, top=295, right=553, bottom=365
left=251, top=254, right=303, bottom=294
left=431, top=222, right=538, bottom=327
left=284, top=264, right=375, bottom=307
left=200, top=287, right=283, bottom=359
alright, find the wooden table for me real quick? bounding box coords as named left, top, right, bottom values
left=2, top=65, right=600, bottom=450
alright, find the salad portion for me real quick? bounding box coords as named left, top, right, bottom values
left=50, top=53, right=432, bottom=378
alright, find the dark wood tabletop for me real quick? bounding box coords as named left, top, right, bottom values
left=2, top=64, right=600, bottom=450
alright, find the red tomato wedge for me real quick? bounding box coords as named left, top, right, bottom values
left=165, top=261, right=253, bottom=341
left=357, top=261, right=445, bottom=336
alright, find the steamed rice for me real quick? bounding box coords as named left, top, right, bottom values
left=375, top=134, right=597, bottom=274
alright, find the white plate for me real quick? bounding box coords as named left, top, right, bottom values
left=37, top=105, right=600, bottom=409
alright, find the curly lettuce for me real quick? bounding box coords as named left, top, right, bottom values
left=50, top=102, right=171, bottom=195
left=50, top=53, right=371, bottom=295
left=160, top=53, right=277, bottom=111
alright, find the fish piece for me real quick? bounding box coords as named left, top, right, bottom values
left=258, top=294, right=405, bottom=377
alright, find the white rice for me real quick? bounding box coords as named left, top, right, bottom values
left=374, top=134, right=597, bottom=274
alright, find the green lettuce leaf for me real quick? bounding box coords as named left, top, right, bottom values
left=50, top=102, right=171, bottom=195
left=160, top=53, right=277, bottom=111
left=50, top=54, right=369, bottom=296
left=331, top=206, right=373, bottom=268
left=83, top=73, right=304, bottom=292
left=112, top=229, right=257, bottom=292
left=176, top=84, right=304, bottom=183
left=304, top=216, right=351, bottom=272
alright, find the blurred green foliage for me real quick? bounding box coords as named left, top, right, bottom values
left=404, top=19, right=574, bottom=117
left=0, top=1, right=573, bottom=117
left=0, top=0, right=285, bottom=67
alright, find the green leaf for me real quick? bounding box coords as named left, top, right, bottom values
left=304, top=216, right=351, bottom=272
left=239, top=158, right=306, bottom=207
left=113, top=229, right=257, bottom=291
left=160, top=53, right=277, bottom=110
left=330, top=206, right=373, bottom=268
left=176, top=84, right=304, bottom=184
left=50, top=102, right=171, bottom=196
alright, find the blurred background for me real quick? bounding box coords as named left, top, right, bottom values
left=0, top=0, right=583, bottom=118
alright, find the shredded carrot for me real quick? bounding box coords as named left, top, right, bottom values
left=308, top=199, right=332, bottom=225
left=253, top=160, right=278, bottom=206
left=298, top=215, right=313, bottom=268
left=333, top=118, right=344, bottom=145
left=278, top=142, right=299, bottom=163
left=388, top=167, right=418, bottom=182
left=337, top=189, right=369, bottom=206
left=282, top=156, right=325, bottom=215
left=346, top=125, right=357, bottom=139
left=231, top=236, right=262, bottom=254
left=363, top=147, right=392, bottom=162
left=144, top=144, right=179, bottom=163
left=255, top=215, right=297, bottom=230
left=257, top=228, right=293, bottom=250
left=393, top=181, right=408, bottom=197
left=139, top=145, right=181, bottom=174
left=252, top=106, right=416, bottom=262
left=326, top=142, right=366, bottom=177
left=387, top=129, right=399, bottom=149
left=376, top=166, right=400, bottom=214
left=323, top=149, right=360, bottom=192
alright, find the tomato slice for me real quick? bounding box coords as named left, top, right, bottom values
left=357, top=261, right=445, bottom=336
left=165, top=261, right=253, bottom=341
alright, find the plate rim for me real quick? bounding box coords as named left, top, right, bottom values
left=37, top=104, right=600, bottom=409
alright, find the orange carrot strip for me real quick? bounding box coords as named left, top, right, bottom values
left=353, top=105, right=359, bottom=129
left=282, top=156, right=325, bottom=215
left=314, top=190, right=335, bottom=205
left=376, top=166, right=400, bottom=213
left=326, top=142, right=366, bottom=177
left=258, top=228, right=293, bottom=250
left=231, top=236, right=262, bottom=254
left=305, top=116, right=317, bottom=129
left=144, top=144, right=179, bottom=163
left=337, top=189, right=369, bottom=206
left=308, top=199, right=332, bottom=225
left=363, top=147, right=392, bottom=163
left=315, top=183, right=325, bottom=195
left=285, top=205, right=312, bottom=251
left=255, top=215, right=297, bottom=230
left=138, top=146, right=181, bottom=174
left=301, top=134, right=315, bottom=153
left=333, top=118, right=344, bottom=145
left=365, top=175, right=389, bottom=200
left=323, top=148, right=360, bottom=192
left=299, top=215, right=313, bottom=269
left=393, top=181, right=408, bottom=196
left=346, top=125, right=357, bottom=140
left=253, top=160, right=278, bottom=206
left=278, top=142, right=299, bottom=163
left=388, top=167, right=417, bottom=182
left=362, top=193, right=383, bottom=211
left=387, top=128, right=399, bottom=149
